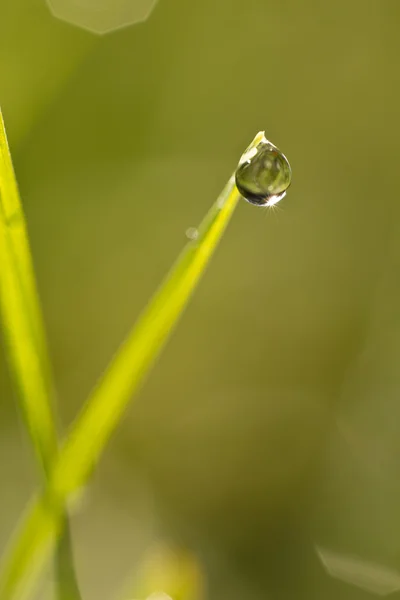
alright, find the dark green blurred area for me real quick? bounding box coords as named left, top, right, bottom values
left=1, top=0, right=400, bottom=598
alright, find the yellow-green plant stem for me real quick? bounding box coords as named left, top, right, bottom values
left=0, top=170, right=241, bottom=600
left=0, top=109, right=81, bottom=600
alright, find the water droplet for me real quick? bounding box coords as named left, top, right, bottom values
left=235, top=132, right=292, bottom=207
left=186, top=227, right=199, bottom=240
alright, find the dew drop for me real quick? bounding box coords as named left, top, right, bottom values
left=235, top=132, right=292, bottom=207
left=186, top=227, right=199, bottom=240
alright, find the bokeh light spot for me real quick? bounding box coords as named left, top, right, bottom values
left=317, top=546, right=400, bottom=596
left=46, top=0, right=159, bottom=34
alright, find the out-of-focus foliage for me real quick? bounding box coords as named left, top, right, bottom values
left=1, top=1, right=400, bottom=599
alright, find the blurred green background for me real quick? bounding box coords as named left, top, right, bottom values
left=1, top=0, right=400, bottom=598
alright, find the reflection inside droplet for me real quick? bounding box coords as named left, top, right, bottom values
left=235, top=132, right=292, bottom=207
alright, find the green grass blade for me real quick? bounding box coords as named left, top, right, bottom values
left=0, top=109, right=81, bottom=600
left=0, top=108, right=57, bottom=472
left=53, top=174, right=240, bottom=496
left=0, top=169, right=241, bottom=600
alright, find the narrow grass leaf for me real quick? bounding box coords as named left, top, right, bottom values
left=0, top=170, right=241, bottom=600
left=0, top=109, right=81, bottom=600
left=0, top=108, right=57, bottom=471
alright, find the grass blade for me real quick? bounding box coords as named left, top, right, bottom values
left=53, top=174, right=240, bottom=496
left=0, top=109, right=81, bottom=600
left=0, top=166, right=242, bottom=600
left=0, top=108, right=57, bottom=471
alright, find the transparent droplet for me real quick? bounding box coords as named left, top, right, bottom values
left=186, top=227, right=199, bottom=240
left=235, top=132, right=292, bottom=207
